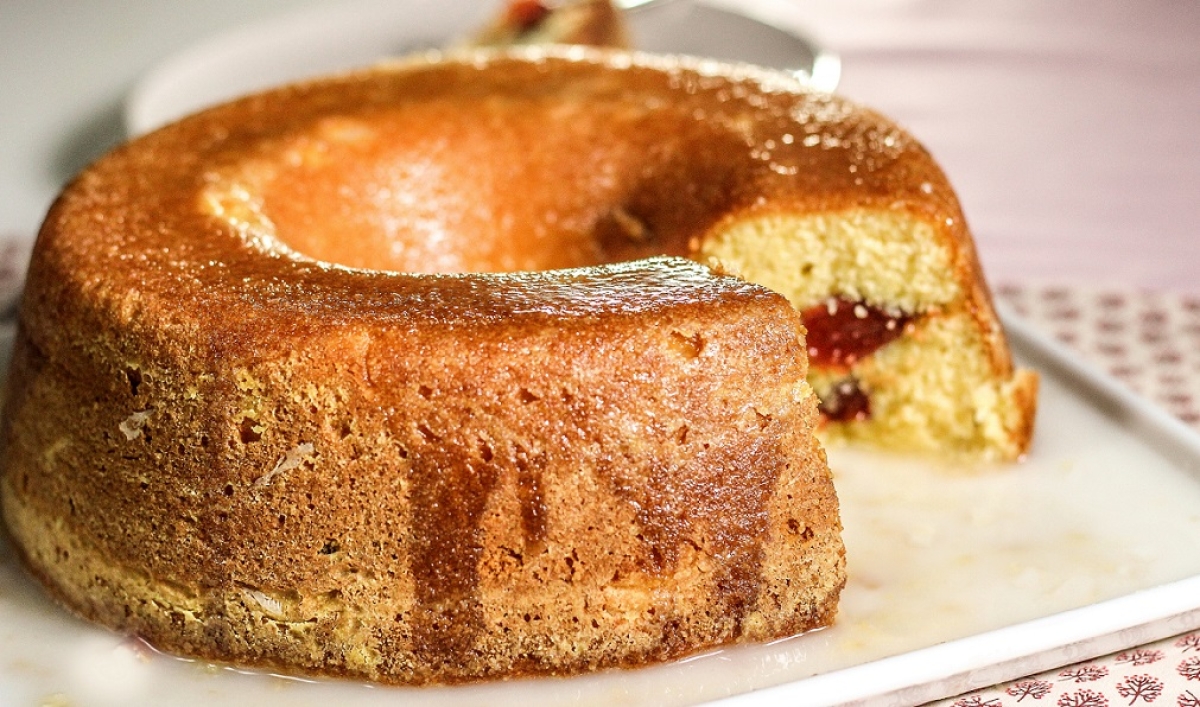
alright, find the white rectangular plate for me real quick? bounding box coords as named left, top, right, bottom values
left=4, top=309, right=1200, bottom=707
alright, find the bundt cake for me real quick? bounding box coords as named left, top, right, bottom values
left=0, top=51, right=854, bottom=684
left=1, top=43, right=1039, bottom=683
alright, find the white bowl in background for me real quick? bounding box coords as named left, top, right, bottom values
left=124, top=0, right=840, bottom=136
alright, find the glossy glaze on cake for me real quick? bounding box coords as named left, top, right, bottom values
left=0, top=51, right=856, bottom=684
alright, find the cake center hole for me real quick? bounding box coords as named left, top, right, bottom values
left=246, top=112, right=696, bottom=274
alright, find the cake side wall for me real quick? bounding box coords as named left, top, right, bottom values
left=0, top=270, right=845, bottom=683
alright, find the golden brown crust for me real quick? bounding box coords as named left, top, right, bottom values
left=5, top=52, right=856, bottom=676
left=1, top=261, right=845, bottom=682
left=1006, top=369, right=1041, bottom=458
left=2, top=47, right=1035, bottom=683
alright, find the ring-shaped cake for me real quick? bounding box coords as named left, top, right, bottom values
left=1, top=48, right=1033, bottom=683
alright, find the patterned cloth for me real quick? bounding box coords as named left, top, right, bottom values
left=933, top=631, right=1200, bottom=707
left=996, top=283, right=1200, bottom=430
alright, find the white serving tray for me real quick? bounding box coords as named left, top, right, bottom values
left=5, top=304, right=1200, bottom=707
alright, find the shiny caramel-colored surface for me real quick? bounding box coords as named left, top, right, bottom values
left=4, top=50, right=855, bottom=682
left=31, top=48, right=980, bottom=348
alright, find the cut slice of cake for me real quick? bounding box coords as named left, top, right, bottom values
left=700, top=207, right=1038, bottom=461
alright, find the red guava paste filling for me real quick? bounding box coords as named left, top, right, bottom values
left=817, top=377, right=871, bottom=423
left=802, top=297, right=913, bottom=423
left=800, top=297, right=911, bottom=369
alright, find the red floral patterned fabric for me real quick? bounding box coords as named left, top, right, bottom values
left=938, top=632, right=1200, bottom=707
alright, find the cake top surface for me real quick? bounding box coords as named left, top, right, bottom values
left=34, top=48, right=967, bottom=357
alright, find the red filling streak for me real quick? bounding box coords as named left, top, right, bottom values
left=801, top=297, right=910, bottom=369
left=506, top=0, right=551, bottom=32
left=818, top=377, right=871, bottom=423
left=802, top=298, right=912, bottom=423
